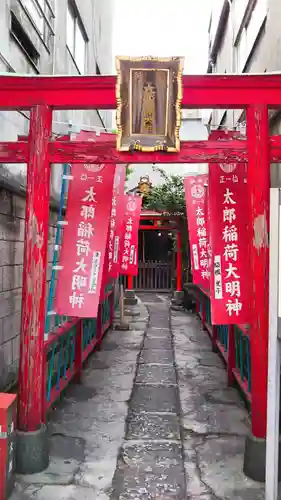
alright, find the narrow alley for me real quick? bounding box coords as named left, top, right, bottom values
left=13, top=295, right=266, bottom=500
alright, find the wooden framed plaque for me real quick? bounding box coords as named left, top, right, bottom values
left=116, top=56, right=184, bottom=152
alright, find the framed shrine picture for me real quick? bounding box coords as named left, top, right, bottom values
left=116, top=56, right=184, bottom=152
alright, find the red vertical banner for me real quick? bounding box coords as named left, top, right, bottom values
left=119, top=195, right=142, bottom=276
left=100, top=164, right=126, bottom=299
left=204, top=182, right=212, bottom=276
left=108, top=164, right=126, bottom=278
left=209, top=163, right=250, bottom=324
left=184, top=175, right=210, bottom=287
left=55, top=163, right=115, bottom=317
left=111, top=194, right=125, bottom=277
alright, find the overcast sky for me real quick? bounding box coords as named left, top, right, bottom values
left=112, top=0, right=211, bottom=74
left=111, top=0, right=212, bottom=187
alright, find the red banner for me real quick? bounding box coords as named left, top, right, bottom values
left=55, top=163, right=115, bottom=317
left=99, top=164, right=126, bottom=300
left=108, top=165, right=126, bottom=278
left=111, top=193, right=126, bottom=277
left=119, top=195, right=142, bottom=276
left=209, top=163, right=250, bottom=324
left=184, top=175, right=210, bottom=286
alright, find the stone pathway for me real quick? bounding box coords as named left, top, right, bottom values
left=111, top=294, right=186, bottom=499
left=12, top=300, right=149, bottom=500
left=12, top=293, right=268, bottom=499
left=171, top=305, right=265, bottom=500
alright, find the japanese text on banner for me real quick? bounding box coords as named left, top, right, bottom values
left=184, top=175, right=210, bottom=287
left=55, top=163, right=114, bottom=318
left=119, top=195, right=142, bottom=276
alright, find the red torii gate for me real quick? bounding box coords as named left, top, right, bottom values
left=133, top=210, right=182, bottom=293
left=0, top=73, right=280, bottom=481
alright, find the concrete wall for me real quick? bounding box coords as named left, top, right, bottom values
left=0, top=0, right=113, bottom=389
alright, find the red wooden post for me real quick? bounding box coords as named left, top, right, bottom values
left=243, top=104, right=270, bottom=481
left=176, top=231, right=183, bottom=291
left=211, top=325, right=218, bottom=352
left=18, top=104, right=52, bottom=433
left=202, top=292, right=207, bottom=327
left=109, top=285, right=114, bottom=324
left=227, top=325, right=235, bottom=385
left=97, top=304, right=103, bottom=341
left=74, top=320, right=83, bottom=383
left=127, top=275, right=133, bottom=290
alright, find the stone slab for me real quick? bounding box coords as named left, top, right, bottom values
left=111, top=464, right=186, bottom=500
left=182, top=403, right=249, bottom=436
left=146, top=327, right=170, bottom=338
left=130, top=385, right=179, bottom=413
left=127, top=412, right=181, bottom=440
left=22, top=485, right=109, bottom=500
left=194, top=436, right=265, bottom=500
left=136, top=364, right=177, bottom=385
left=121, top=441, right=183, bottom=467
left=139, top=348, right=174, bottom=364
left=143, top=336, right=172, bottom=350
left=148, top=318, right=169, bottom=328
left=16, top=457, right=80, bottom=486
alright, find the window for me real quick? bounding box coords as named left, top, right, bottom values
left=10, top=12, right=40, bottom=67
left=20, top=0, right=55, bottom=49
left=235, top=0, right=267, bottom=72
left=66, top=2, right=87, bottom=74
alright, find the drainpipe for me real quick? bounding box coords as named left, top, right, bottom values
left=52, top=0, right=57, bottom=75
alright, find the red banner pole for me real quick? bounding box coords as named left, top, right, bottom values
left=127, top=275, right=133, bottom=290
left=18, top=105, right=52, bottom=433
left=176, top=231, right=182, bottom=291
left=243, top=105, right=270, bottom=481
left=74, top=320, right=83, bottom=383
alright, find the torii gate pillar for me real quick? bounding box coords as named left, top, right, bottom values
left=243, top=105, right=272, bottom=482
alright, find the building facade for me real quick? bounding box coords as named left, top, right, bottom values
left=207, top=0, right=276, bottom=129
left=0, top=0, right=113, bottom=389
left=207, top=0, right=281, bottom=187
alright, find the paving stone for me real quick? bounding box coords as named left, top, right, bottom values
left=148, top=318, right=169, bottom=328
left=146, top=327, right=170, bottom=338
left=127, top=412, right=181, bottom=440
left=50, top=434, right=85, bottom=461
left=75, top=457, right=117, bottom=490
left=29, top=485, right=106, bottom=500
left=111, top=464, right=186, bottom=500
left=130, top=385, right=179, bottom=413
left=121, top=441, right=183, bottom=467
left=129, top=321, right=148, bottom=330
left=100, top=340, right=140, bottom=351
left=143, top=336, right=172, bottom=350
left=135, top=364, right=177, bottom=385
left=195, top=436, right=265, bottom=500
left=50, top=414, right=126, bottom=445
left=180, top=383, right=243, bottom=407
left=139, top=348, right=174, bottom=364
left=16, top=457, right=80, bottom=486
left=182, top=402, right=249, bottom=436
